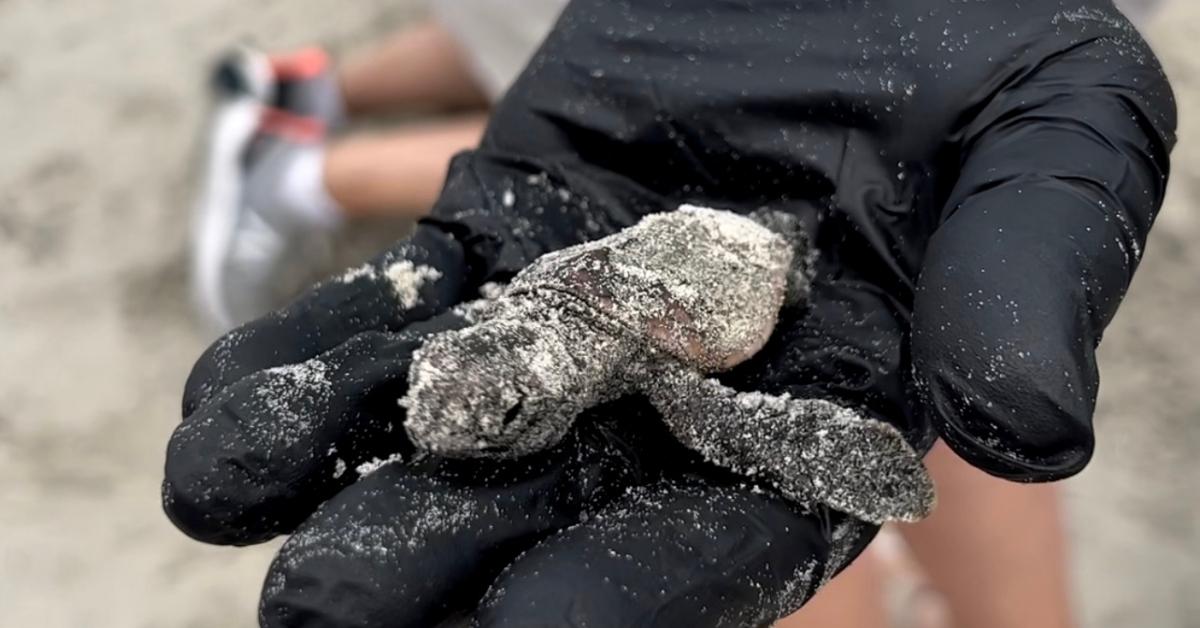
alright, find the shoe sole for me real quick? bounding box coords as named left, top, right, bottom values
left=191, top=47, right=275, bottom=333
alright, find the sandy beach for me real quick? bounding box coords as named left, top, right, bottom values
left=0, top=1, right=1196, bottom=626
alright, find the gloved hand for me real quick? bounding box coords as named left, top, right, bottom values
left=163, top=1, right=1175, bottom=626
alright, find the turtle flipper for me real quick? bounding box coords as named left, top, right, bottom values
left=645, top=368, right=935, bottom=524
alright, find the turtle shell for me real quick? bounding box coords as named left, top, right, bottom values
left=508, top=205, right=795, bottom=371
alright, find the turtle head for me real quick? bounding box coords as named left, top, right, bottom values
left=403, top=317, right=580, bottom=458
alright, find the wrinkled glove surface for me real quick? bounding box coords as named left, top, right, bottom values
left=164, top=1, right=1175, bottom=626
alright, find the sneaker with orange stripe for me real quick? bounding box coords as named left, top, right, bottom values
left=191, top=46, right=341, bottom=332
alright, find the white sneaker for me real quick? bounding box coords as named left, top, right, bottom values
left=191, top=47, right=340, bottom=332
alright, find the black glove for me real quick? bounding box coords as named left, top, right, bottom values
left=164, top=0, right=1175, bottom=625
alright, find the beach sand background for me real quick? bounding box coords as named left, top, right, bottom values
left=0, top=1, right=1196, bottom=626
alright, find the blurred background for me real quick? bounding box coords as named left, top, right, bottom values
left=0, top=1, right=1196, bottom=626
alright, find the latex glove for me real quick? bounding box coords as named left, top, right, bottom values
left=164, top=0, right=1175, bottom=625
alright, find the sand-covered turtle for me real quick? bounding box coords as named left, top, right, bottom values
left=403, top=205, right=934, bottom=523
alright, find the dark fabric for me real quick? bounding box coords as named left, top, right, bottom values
left=164, top=1, right=1175, bottom=626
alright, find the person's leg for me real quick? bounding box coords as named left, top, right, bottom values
left=258, top=9, right=572, bottom=220
left=898, top=442, right=1077, bottom=628
left=337, top=19, right=490, bottom=115
left=247, top=18, right=492, bottom=223
left=324, top=114, right=487, bottom=217
left=773, top=551, right=888, bottom=628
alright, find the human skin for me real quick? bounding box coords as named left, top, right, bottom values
left=778, top=442, right=1076, bottom=628
left=324, top=115, right=486, bottom=216
left=325, top=20, right=492, bottom=217
left=898, top=442, right=1076, bottom=628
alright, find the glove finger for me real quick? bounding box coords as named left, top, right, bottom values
left=912, top=202, right=1103, bottom=480
left=258, top=408, right=663, bottom=628
left=258, top=456, right=575, bottom=628
left=911, top=51, right=1173, bottom=480
left=474, top=478, right=877, bottom=628
left=182, top=226, right=469, bottom=416
left=163, top=312, right=471, bottom=545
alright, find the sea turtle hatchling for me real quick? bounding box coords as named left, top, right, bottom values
left=403, top=205, right=934, bottom=524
